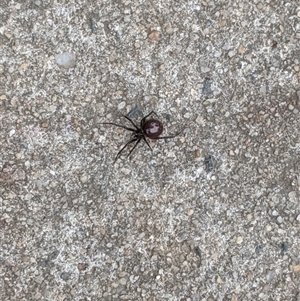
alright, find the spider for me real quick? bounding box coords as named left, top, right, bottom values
left=101, top=111, right=180, bottom=163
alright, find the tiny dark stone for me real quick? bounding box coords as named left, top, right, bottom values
left=31, top=33, right=36, bottom=43
left=164, top=113, right=173, bottom=122
left=48, top=250, right=59, bottom=261
left=205, top=19, right=213, bottom=26
left=89, top=18, right=96, bottom=33
left=195, top=246, right=201, bottom=258
left=37, top=257, right=51, bottom=268
left=255, top=245, right=264, bottom=254
left=37, top=250, right=59, bottom=267
left=204, top=155, right=214, bottom=173
left=202, top=78, right=213, bottom=96
left=242, top=252, right=251, bottom=260
left=281, top=242, right=288, bottom=253
left=78, top=263, right=88, bottom=271
left=271, top=40, right=278, bottom=49
left=60, top=272, right=71, bottom=281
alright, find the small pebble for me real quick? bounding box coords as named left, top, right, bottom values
left=55, top=52, right=76, bottom=69
left=195, top=116, right=204, bottom=125
left=80, top=174, right=88, bottom=183
left=130, top=275, right=139, bottom=283
left=194, top=149, right=201, bottom=158
left=15, top=152, right=22, bottom=159
left=121, top=168, right=131, bottom=175
left=190, top=88, right=197, bottom=97
left=266, top=270, right=276, bottom=281
left=235, top=236, right=243, bottom=244
left=214, top=51, right=222, bottom=57
left=237, top=45, right=245, bottom=54
left=118, top=101, right=126, bottom=110
left=246, top=214, right=252, bottom=221
left=277, top=216, right=283, bottom=223
left=148, top=30, right=160, bottom=41
left=165, top=25, right=173, bottom=34
left=228, top=50, right=236, bottom=58
left=9, top=129, right=16, bottom=136
left=203, top=28, right=209, bottom=35
left=187, top=209, right=194, bottom=216
left=292, top=265, right=300, bottom=273
left=266, top=224, right=272, bottom=231
left=119, top=271, right=127, bottom=277
left=119, top=278, right=127, bottom=285
left=260, top=85, right=266, bottom=95
left=201, top=66, right=210, bottom=73
left=288, top=191, right=296, bottom=202
left=41, top=121, right=48, bottom=128
left=77, top=263, right=88, bottom=271
left=219, top=20, right=227, bottom=27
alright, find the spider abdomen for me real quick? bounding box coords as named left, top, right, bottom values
left=142, top=119, right=163, bottom=138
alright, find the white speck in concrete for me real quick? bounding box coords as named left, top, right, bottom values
left=55, top=53, right=76, bottom=69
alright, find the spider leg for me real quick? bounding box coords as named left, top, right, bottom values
left=101, top=122, right=136, bottom=132
left=122, top=115, right=139, bottom=130
left=150, top=131, right=181, bottom=140
left=114, top=137, right=138, bottom=163
left=140, top=111, right=159, bottom=126
left=126, top=137, right=142, bottom=158
left=144, top=111, right=159, bottom=119
left=142, top=136, right=152, bottom=151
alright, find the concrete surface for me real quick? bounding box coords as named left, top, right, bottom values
left=1, top=0, right=300, bottom=300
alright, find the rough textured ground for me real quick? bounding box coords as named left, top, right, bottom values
left=1, top=0, right=300, bottom=300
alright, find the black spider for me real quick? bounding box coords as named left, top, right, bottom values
left=101, top=111, right=180, bottom=163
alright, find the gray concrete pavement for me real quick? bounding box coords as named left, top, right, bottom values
left=1, top=1, right=300, bottom=300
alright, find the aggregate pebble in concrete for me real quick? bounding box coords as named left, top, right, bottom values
left=55, top=52, right=76, bottom=69
left=1, top=1, right=300, bottom=300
